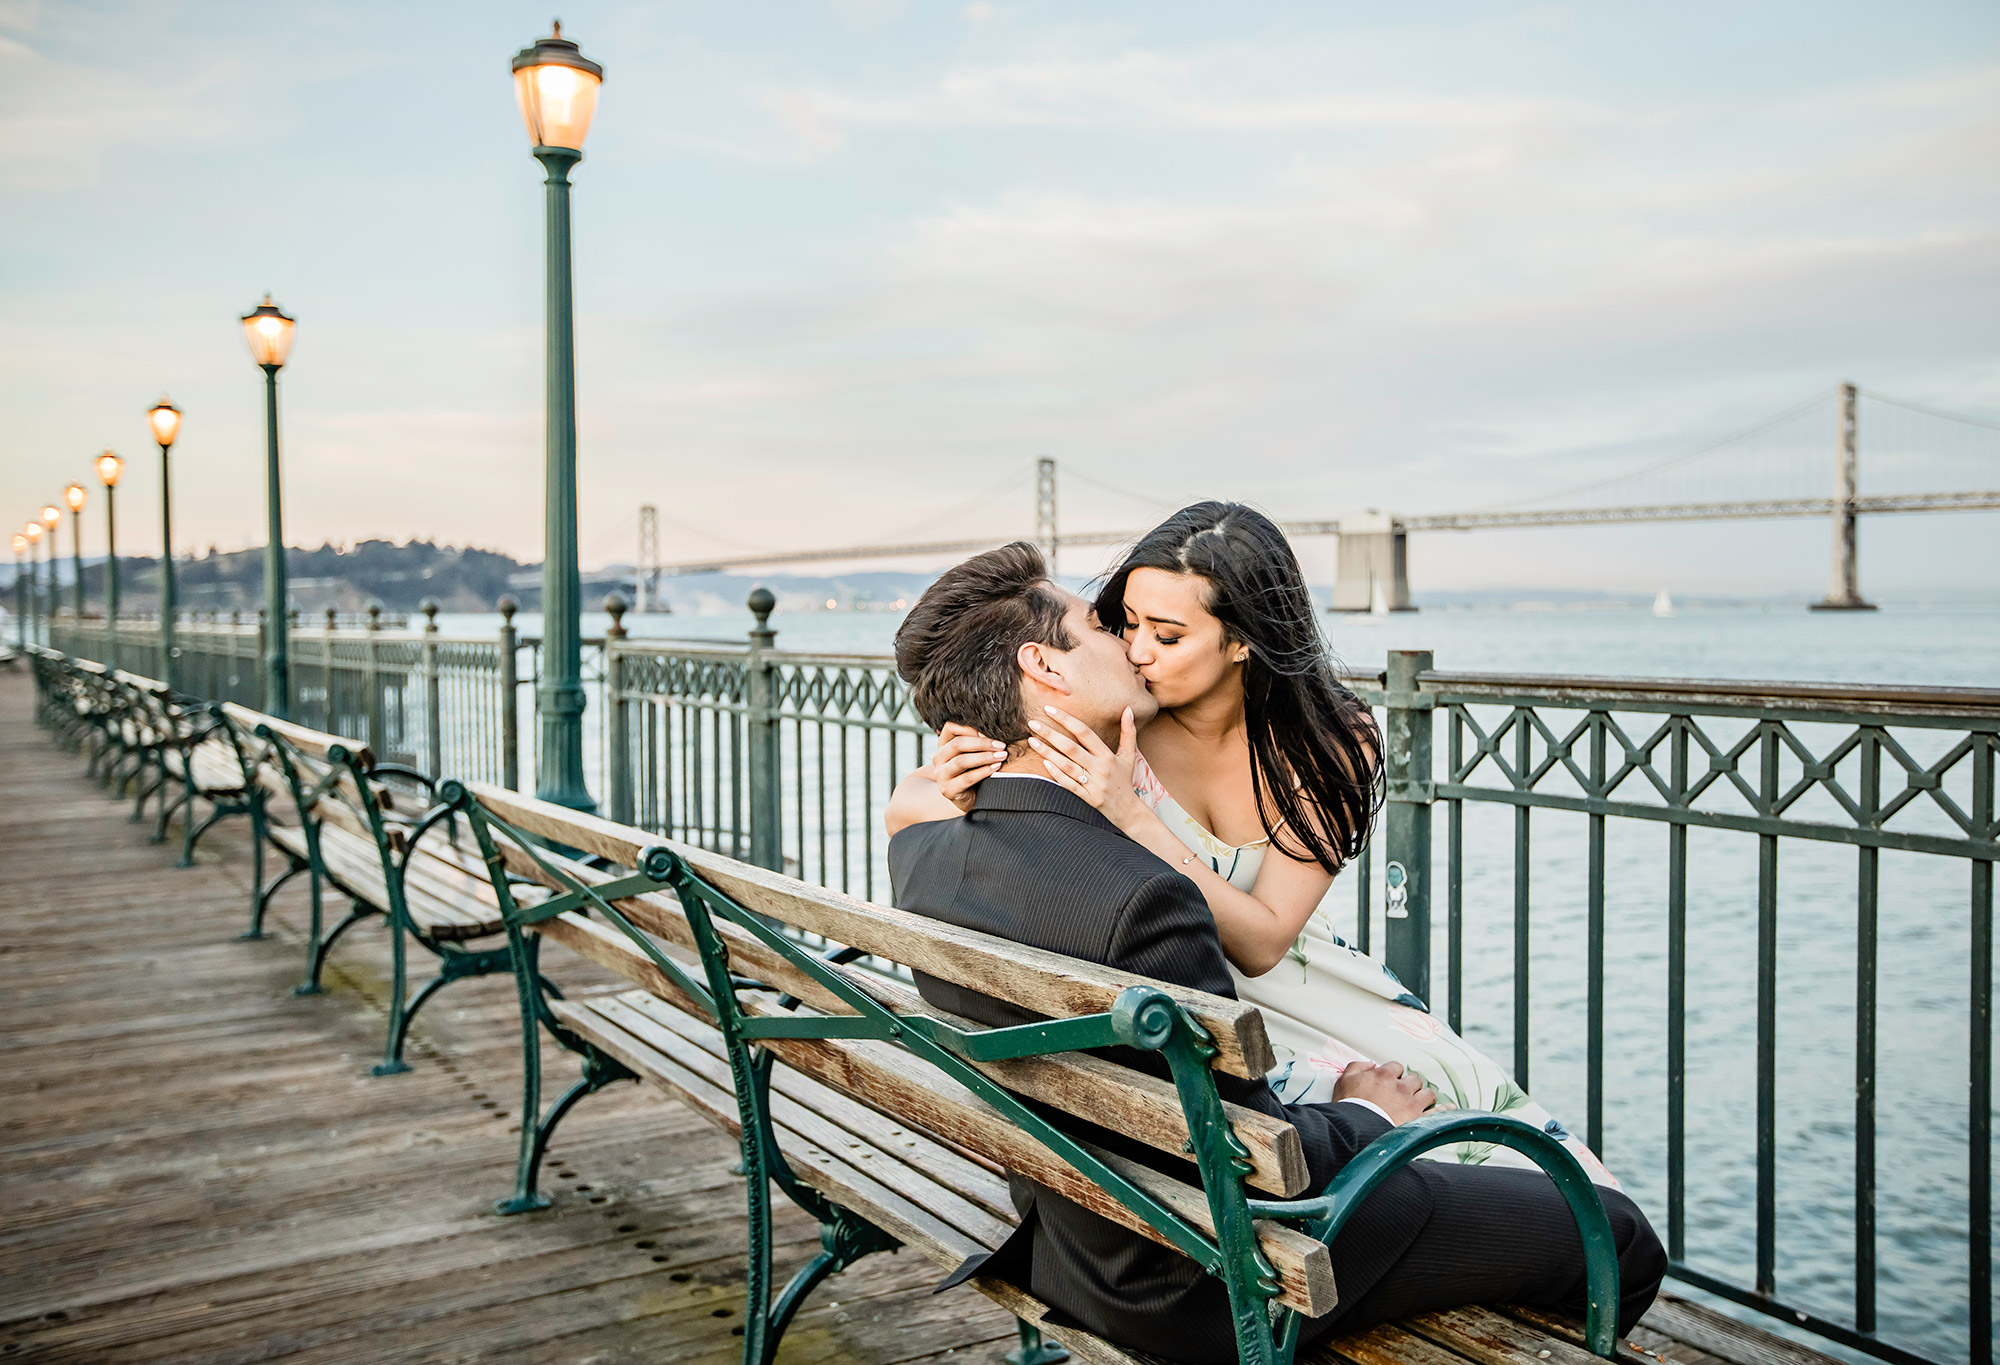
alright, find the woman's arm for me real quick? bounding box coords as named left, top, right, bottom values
left=1027, top=707, right=1336, bottom=977
left=883, top=724, right=1008, bottom=836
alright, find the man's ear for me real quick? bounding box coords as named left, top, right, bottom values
left=1015, top=640, right=1074, bottom=698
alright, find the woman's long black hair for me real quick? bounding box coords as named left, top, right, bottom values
left=1093, top=502, right=1383, bottom=874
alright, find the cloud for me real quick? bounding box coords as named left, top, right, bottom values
left=766, top=49, right=1611, bottom=151
left=0, top=33, right=235, bottom=188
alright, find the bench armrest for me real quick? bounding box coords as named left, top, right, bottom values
left=1246, top=1111, right=1621, bottom=1358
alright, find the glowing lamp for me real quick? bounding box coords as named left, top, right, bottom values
left=148, top=398, right=182, bottom=449
left=97, top=452, right=123, bottom=487
left=240, top=296, right=296, bottom=370
left=512, top=22, right=603, bottom=151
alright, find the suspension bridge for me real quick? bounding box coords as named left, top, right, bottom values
left=617, top=383, right=1999, bottom=611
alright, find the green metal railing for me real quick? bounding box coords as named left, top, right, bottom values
left=42, top=602, right=1995, bottom=1365
left=603, top=596, right=929, bottom=900
left=50, top=608, right=535, bottom=789
left=1343, top=654, right=1995, bottom=1365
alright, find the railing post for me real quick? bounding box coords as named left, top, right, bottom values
left=254, top=609, right=267, bottom=704
left=421, top=598, right=443, bottom=779
left=365, top=602, right=384, bottom=755
left=746, top=587, right=783, bottom=873
left=604, top=593, right=632, bottom=825
left=498, top=596, right=520, bottom=791
left=1382, top=649, right=1435, bottom=1003
left=322, top=607, right=337, bottom=730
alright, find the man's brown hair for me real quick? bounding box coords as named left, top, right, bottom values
left=894, top=542, right=1076, bottom=743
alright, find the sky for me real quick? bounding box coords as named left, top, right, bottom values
left=3, top=1, right=1997, bottom=597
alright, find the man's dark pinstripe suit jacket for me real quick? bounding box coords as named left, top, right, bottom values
left=888, top=775, right=1432, bottom=1363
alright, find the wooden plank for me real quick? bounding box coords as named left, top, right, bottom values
left=1638, top=1297, right=1846, bottom=1365
left=548, top=998, right=998, bottom=1271
left=594, top=994, right=1018, bottom=1245
left=492, top=836, right=1306, bottom=1201
left=1500, top=1304, right=1676, bottom=1364
left=1320, top=1322, right=1478, bottom=1365
left=516, top=873, right=1305, bottom=1195
left=466, top=780, right=1274, bottom=1079
left=1404, top=1305, right=1634, bottom=1365
left=223, top=702, right=373, bottom=770
left=559, top=985, right=1338, bottom=1316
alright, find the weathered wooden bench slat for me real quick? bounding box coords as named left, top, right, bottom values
left=466, top=780, right=1277, bottom=1080
left=548, top=993, right=1155, bottom=1365
left=525, top=905, right=1332, bottom=1301
left=1325, top=1323, right=1479, bottom=1365
left=602, top=992, right=1019, bottom=1227
left=592, top=993, right=1021, bottom=1249
left=500, top=845, right=1308, bottom=1196
left=1405, top=1307, right=1629, bottom=1365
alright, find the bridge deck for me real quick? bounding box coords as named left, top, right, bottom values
left=0, top=670, right=1842, bottom=1365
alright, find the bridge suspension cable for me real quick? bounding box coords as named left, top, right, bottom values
left=643, top=383, right=2000, bottom=580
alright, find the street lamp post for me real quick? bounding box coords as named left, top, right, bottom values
left=239, top=301, right=296, bottom=718
left=64, top=482, right=86, bottom=623
left=23, top=523, right=41, bottom=647
left=40, top=505, right=60, bottom=647
left=10, top=534, right=25, bottom=650
left=97, top=452, right=123, bottom=669
left=148, top=398, right=183, bottom=690
left=512, top=22, right=604, bottom=812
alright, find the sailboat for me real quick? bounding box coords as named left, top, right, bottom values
left=1652, top=589, right=1674, bottom=618
left=1350, top=578, right=1392, bottom=626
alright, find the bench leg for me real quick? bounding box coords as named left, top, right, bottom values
left=497, top=1047, right=633, bottom=1215
left=749, top=1209, right=898, bottom=1365
left=290, top=863, right=324, bottom=993
left=377, top=944, right=513, bottom=1072
left=180, top=797, right=236, bottom=869
left=129, top=754, right=160, bottom=821
left=377, top=968, right=449, bottom=1071
left=1007, top=1320, right=1069, bottom=1365
left=150, top=767, right=182, bottom=844
left=302, top=901, right=374, bottom=993
left=243, top=820, right=292, bottom=944
left=371, top=905, right=414, bottom=1076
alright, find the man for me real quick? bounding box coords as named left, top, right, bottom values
left=888, top=543, right=1665, bottom=1365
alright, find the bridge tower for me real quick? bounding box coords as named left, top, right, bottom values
left=1812, top=382, right=1875, bottom=611
left=636, top=504, right=662, bottom=614
left=1035, top=458, right=1058, bottom=576
left=1330, top=509, right=1414, bottom=612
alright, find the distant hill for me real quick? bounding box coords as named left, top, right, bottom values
left=10, top=540, right=531, bottom=615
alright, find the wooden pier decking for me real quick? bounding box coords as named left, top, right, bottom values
left=0, top=671, right=1847, bottom=1365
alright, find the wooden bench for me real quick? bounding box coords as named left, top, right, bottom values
left=222, top=705, right=532, bottom=1077
left=443, top=779, right=1624, bottom=1365
left=31, top=653, right=232, bottom=864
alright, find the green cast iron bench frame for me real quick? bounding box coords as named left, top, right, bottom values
left=31, top=653, right=223, bottom=861
left=221, top=704, right=532, bottom=1076
left=444, top=779, right=1624, bottom=1365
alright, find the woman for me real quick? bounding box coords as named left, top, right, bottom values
left=886, top=502, right=1613, bottom=1184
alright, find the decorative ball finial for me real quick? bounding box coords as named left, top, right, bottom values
left=420, top=597, right=440, bottom=623
left=604, top=591, right=629, bottom=639
left=498, top=595, right=518, bottom=623
left=747, top=586, right=776, bottom=624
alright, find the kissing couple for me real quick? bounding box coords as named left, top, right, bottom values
left=883, top=505, right=1664, bottom=1364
